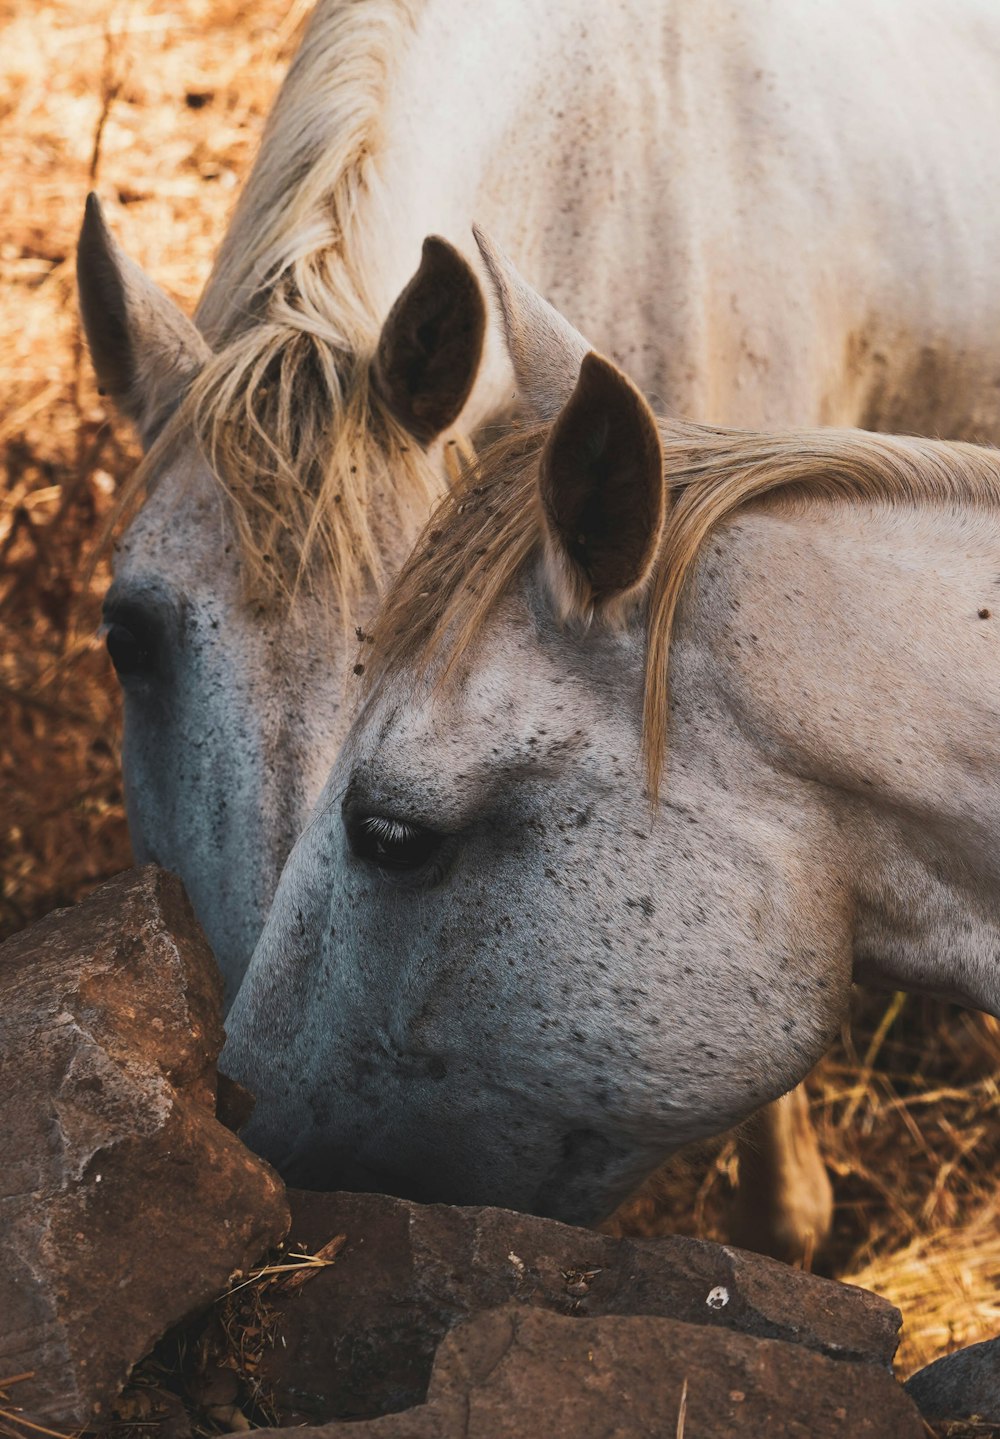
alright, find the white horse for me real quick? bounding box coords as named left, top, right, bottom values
left=79, top=0, right=1000, bottom=1257
left=222, top=243, right=1000, bottom=1231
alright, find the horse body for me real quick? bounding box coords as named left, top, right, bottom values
left=382, top=0, right=1000, bottom=436
left=221, top=252, right=1000, bottom=1225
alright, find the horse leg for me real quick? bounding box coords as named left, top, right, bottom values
left=729, top=1086, right=833, bottom=1268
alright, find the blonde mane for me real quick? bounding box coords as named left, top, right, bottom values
left=368, top=417, right=1000, bottom=792
left=137, top=0, right=450, bottom=614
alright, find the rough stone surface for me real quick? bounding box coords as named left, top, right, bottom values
left=253, top=1305, right=926, bottom=1438
left=0, top=867, right=289, bottom=1428
left=906, top=1335, right=1000, bottom=1421
left=261, top=1189, right=903, bottom=1423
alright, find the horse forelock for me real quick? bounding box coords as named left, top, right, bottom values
left=119, top=0, right=443, bottom=621
left=367, top=418, right=1000, bottom=792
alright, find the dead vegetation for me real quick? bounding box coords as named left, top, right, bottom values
left=0, top=0, right=306, bottom=935
left=1, top=0, right=997, bottom=1406
left=0, top=1241, right=346, bottom=1439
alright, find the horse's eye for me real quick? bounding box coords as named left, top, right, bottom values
left=105, top=623, right=152, bottom=677
left=349, top=815, right=443, bottom=873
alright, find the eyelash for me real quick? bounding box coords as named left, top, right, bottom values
left=363, top=816, right=419, bottom=846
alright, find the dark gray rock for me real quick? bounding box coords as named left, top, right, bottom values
left=0, top=867, right=289, bottom=1429
left=261, top=1188, right=903, bottom=1423
left=253, top=1304, right=926, bottom=1438
left=906, top=1335, right=1000, bottom=1421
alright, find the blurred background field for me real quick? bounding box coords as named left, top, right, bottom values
left=1, top=0, right=997, bottom=1382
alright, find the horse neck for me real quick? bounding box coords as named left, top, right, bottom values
left=678, top=496, right=1000, bottom=1018
left=196, top=0, right=682, bottom=420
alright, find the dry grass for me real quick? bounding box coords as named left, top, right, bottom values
left=110, top=1238, right=347, bottom=1435
left=1, top=0, right=998, bottom=1407
left=0, top=0, right=305, bottom=935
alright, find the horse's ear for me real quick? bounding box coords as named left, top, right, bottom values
left=473, top=224, right=590, bottom=422
left=539, top=352, right=665, bottom=617
left=372, top=236, right=486, bottom=444
left=77, top=193, right=210, bottom=446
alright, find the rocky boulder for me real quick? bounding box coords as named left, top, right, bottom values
left=251, top=1303, right=926, bottom=1439
left=0, top=866, right=934, bottom=1438
left=905, top=1335, right=1000, bottom=1423
left=258, top=1188, right=904, bottom=1424
left=0, top=867, right=289, bottom=1429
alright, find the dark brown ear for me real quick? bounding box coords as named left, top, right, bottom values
left=539, top=352, right=665, bottom=613
left=77, top=193, right=209, bottom=445
left=372, top=236, right=486, bottom=444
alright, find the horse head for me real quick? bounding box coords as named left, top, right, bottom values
left=78, top=197, right=486, bottom=1004
left=221, top=235, right=879, bottom=1221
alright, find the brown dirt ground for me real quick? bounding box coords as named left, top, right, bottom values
left=1, top=0, right=998, bottom=1408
